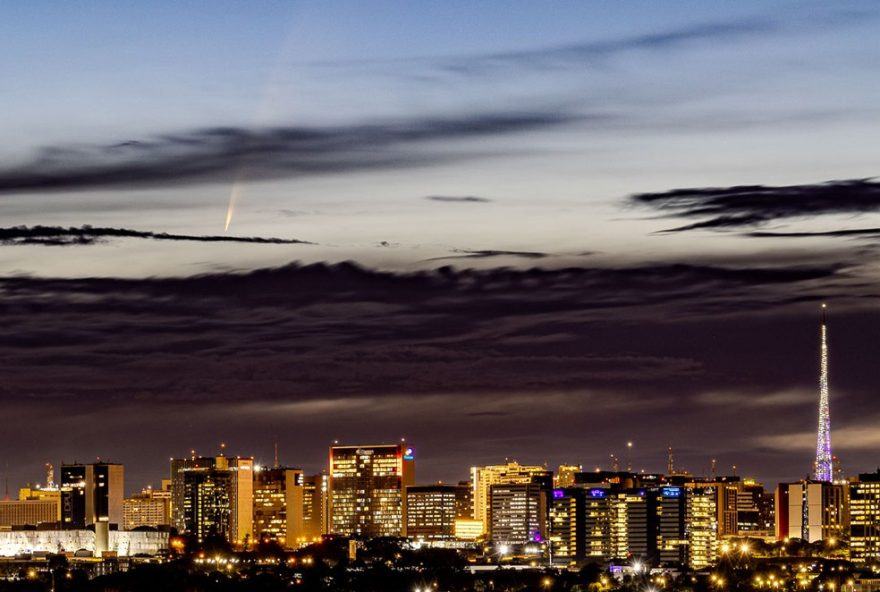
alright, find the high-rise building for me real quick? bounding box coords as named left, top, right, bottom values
left=170, top=454, right=254, bottom=545
left=60, top=462, right=124, bottom=529
left=406, top=485, right=468, bottom=541
left=471, top=462, right=552, bottom=535
left=329, top=443, right=414, bottom=537
left=686, top=487, right=718, bottom=569
left=735, top=479, right=772, bottom=536
left=123, top=485, right=171, bottom=530
left=301, top=473, right=328, bottom=544
left=455, top=480, right=474, bottom=521
left=555, top=465, right=582, bottom=488
left=653, top=486, right=687, bottom=566
left=815, top=304, right=833, bottom=482
left=849, top=471, right=880, bottom=562
left=775, top=481, right=847, bottom=542
left=609, top=489, right=648, bottom=561
left=253, top=466, right=303, bottom=547
left=548, top=488, right=584, bottom=566
left=489, top=483, right=547, bottom=545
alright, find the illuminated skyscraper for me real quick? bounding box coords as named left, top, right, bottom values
left=775, top=481, right=846, bottom=542
left=471, top=461, right=552, bottom=535
left=548, top=487, right=612, bottom=565
left=171, top=454, right=254, bottom=545
left=489, top=482, right=547, bottom=545
left=849, top=471, right=880, bottom=562
left=253, top=467, right=303, bottom=547
left=301, top=473, right=329, bottom=544
left=60, top=462, right=124, bottom=529
left=554, top=465, right=581, bottom=488
left=406, top=484, right=468, bottom=541
left=329, top=443, right=414, bottom=537
left=123, top=485, right=171, bottom=530
left=548, top=488, right=585, bottom=565
left=686, top=487, right=718, bottom=569
left=815, top=304, right=833, bottom=482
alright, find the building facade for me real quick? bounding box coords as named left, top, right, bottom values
left=123, top=486, right=171, bottom=530
left=171, top=455, right=254, bottom=544
left=776, top=481, right=848, bottom=543
left=60, top=462, right=124, bottom=529
left=406, top=484, right=468, bottom=541
left=471, top=462, right=552, bottom=535
left=488, top=483, right=547, bottom=545
left=253, top=466, right=303, bottom=547
left=329, top=444, right=414, bottom=537
left=850, top=471, right=880, bottom=562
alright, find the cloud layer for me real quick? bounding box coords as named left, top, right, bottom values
left=0, top=258, right=874, bottom=486
left=632, top=178, right=880, bottom=232
left=0, top=113, right=574, bottom=195
left=0, top=225, right=312, bottom=246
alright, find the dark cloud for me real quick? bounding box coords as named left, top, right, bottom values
left=0, top=258, right=873, bottom=487
left=0, top=259, right=846, bottom=403
left=426, top=249, right=549, bottom=261
left=0, top=113, right=576, bottom=196
left=631, top=178, right=880, bottom=232
left=425, top=196, right=492, bottom=203
left=0, top=225, right=312, bottom=246
left=747, top=228, right=880, bottom=239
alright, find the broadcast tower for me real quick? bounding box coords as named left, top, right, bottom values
left=814, top=304, right=833, bottom=482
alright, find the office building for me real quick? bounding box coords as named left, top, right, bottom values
left=653, top=486, right=687, bottom=566
left=253, top=466, right=303, bottom=547
left=123, top=486, right=171, bottom=530
left=0, top=500, right=58, bottom=529
left=548, top=488, right=585, bottom=566
left=471, top=462, right=552, bottom=535
left=406, top=484, right=468, bottom=541
left=850, top=471, right=880, bottom=562
left=686, top=486, right=718, bottom=569
left=488, top=483, right=546, bottom=545
left=171, top=454, right=254, bottom=544
left=329, top=443, right=414, bottom=537
left=301, top=473, right=328, bottom=544
left=775, top=481, right=847, bottom=542
left=610, top=489, right=648, bottom=561
left=60, top=462, right=124, bottom=529
left=555, top=465, right=582, bottom=488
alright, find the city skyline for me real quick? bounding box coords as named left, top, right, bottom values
left=2, top=2, right=880, bottom=499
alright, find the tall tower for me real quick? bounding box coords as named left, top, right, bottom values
left=814, top=304, right=833, bottom=482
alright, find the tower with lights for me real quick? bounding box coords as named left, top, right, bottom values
left=814, top=304, right=833, bottom=482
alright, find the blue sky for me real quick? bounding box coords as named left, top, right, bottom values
left=1, top=2, right=880, bottom=488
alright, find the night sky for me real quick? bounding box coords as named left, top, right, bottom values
left=2, top=2, right=880, bottom=493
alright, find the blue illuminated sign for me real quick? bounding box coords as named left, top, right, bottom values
left=552, top=489, right=565, bottom=499
left=662, top=487, right=682, bottom=498
left=403, top=447, right=414, bottom=460
left=589, top=489, right=606, bottom=498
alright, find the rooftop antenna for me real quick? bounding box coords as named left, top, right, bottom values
left=711, top=458, right=717, bottom=481
left=274, top=438, right=279, bottom=469
left=667, top=447, right=675, bottom=475
left=46, top=463, right=54, bottom=489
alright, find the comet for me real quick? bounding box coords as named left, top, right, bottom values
left=224, top=180, right=243, bottom=232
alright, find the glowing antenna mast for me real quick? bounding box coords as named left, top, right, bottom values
left=814, top=303, right=833, bottom=482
